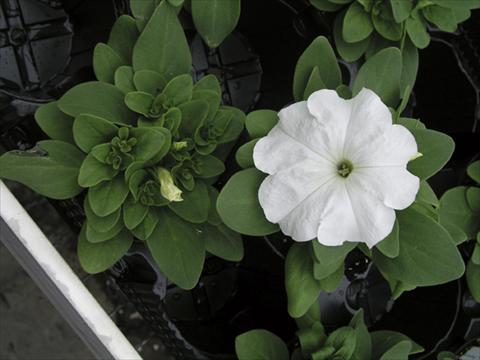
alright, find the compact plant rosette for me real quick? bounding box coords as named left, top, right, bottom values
left=0, top=0, right=478, bottom=359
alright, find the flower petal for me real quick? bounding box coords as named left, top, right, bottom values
left=316, top=178, right=396, bottom=248
left=351, top=166, right=419, bottom=210
left=258, top=160, right=336, bottom=239
left=348, top=124, right=418, bottom=167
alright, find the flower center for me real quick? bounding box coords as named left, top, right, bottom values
left=337, top=160, right=354, bottom=178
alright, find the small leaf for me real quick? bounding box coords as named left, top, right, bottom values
left=204, top=223, right=244, bottom=261
left=125, top=91, right=154, bottom=116
left=93, top=43, right=126, bottom=84
left=217, top=168, right=279, bottom=236
left=370, top=331, right=423, bottom=359
left=192, top=0, right=241, bottom=48
left=194, top=74, right=221, bottom=95
left=467, top=160, right=480, bottom=183
left=376, top=219, right=400, bottom=258
left=334, top=11, right=370, bottom=62
left=406, top=17, right=430, bottom=49
left=147, top=209, right=205, bottom=289
left=131, top=208, right=160, bottom=240
left=133, top=69, right=166, bottom=95
left=162, top=74, right=193, bottom=106
left=389, top=0, right=412, bottom=22
left=317, top=263, right=345, bottom=292
left=58, top=81, right=136, bottom=125
left=85, top=219, right=123, bottom=243
left=407, top=128, right=454, bottom=180
left=245, top=110, right=279, bottom=139
left=178, top=100, right=209, bottom=138
left=236, top=139, right=258, bottom=169
left=312, top=241, right=356, bottom=266
left=379, top=341, right=411, bottom=360
left=73, top=114, right=118, bottom=153
left=422, top=5, right=457, bottom=32
left=303, top=66, right=326, bottom=100
left=286, top=243, right=322, bottom=318
left=372, top=2, right=403, bottom=41
left=0, top=140, right=84, bottom=199
left=343, top=2, right=374, bottom=43
left=168, top=180, right=209, bottom=223
left=77, top=224, right=132, bottom=274
left=84, top=197, right=121, bottom=232
left=416, top=180, right=439, bottom=207
left=311, top=0, right=343, bottom=11
left=352, top=47, right=402, bottom=107
left=195, top=155, right=225, bottom=178
left=78, top=153, right=117, bottom=187
left=400, top=38, right=419, bottom=96
left=107, top=15, right=139, bottom=62
left=466, top=259, right=480, bottom=302
left=235, top=330, right=289, bottom=360
left=114, top=66, right=136, bottom=94
left=324, top=327, right=356, bottom=359
left=130, top=0, right=159, bottom=31
left=293, top=36, right=342, bottom=101
left=88, top=175, right=129, bottom=216
left=123, top=195, right=149, bottom=230
left=35, top=102, right=74, bottom=143
left=350, top=310, right=372, bottom=360
left=133, top=0, right=191, bottom=80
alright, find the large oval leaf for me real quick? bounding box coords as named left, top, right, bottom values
left=35, top=102, right=74, bottom=144
left=88, top=175, right=129, bottom=216
left=217, top=168, right=279, bottom=236
left=132, top=0, right=191, bottom=80
left=58, top=82, right=136, bottom=125
left=203, top=223, right=244, bottom=262
left=192, top=0, right=240, bottom=48
left=372, top=207, right=465, bottom=286
left=146, top=210, right=205, bottom=289
left=0, top=140, right=84, bottom=199
left=73, top=114, right=118, bottom=153
left=235, top=330, right=289, bottom=360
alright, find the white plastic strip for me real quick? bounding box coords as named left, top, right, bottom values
left=0, top=181, right=142, bottom=360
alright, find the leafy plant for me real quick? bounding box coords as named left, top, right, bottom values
left=0, top=0, right=245, bottom=290
left=235, top=308, right=423, bottom=360
left=311, top=0, right=479, bottom=94
left=439, top=160, right=480, bottom=302
left=217, top=36, right=464, bottom=318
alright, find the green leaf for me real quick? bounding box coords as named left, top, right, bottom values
left=467, top=160, right=480, bottom=183
left=77, top=224, right=133, bottom=274
left=93, top=43, right=126, bottom=84
left=379, top=341, right=411, bottom=360
left=310, top=0, right=343, bottom=11
left=129, top=127, right=166, bottom=162
left=400, top=38, right=419, bottom=96
left=389, top=0, right=412, bottom=22
left=58, top=81, right=135, bottom=125
left=472, top=243, right=480, bottom=265
left=416, top=180, right=439, bottom=207
left=343, top=2, right=374, bottom=43
left=317, top=263, right=345, bottom=292
left=0, top=140, right=84, bottom=199
left=431, top=0, right=480, bottom=8
left=407, top=128, right=454, bottom=180
left=352, top=47, right=402, bottom=107
left=123, top=195, right=149, bottom=230
left=422, top=5, right=457, bottom=32
left=468, top=187, right=480, bottom=212
left=35, top=102, right=74, bottom=143
left=85, top=219, right=123, bottom=243
left=236, top=139, right=258, bottom=169
left=235, top=330, right=289, bottom=360
left=205, top=187, right=222, bottom=226
left=78, top=153, right=117, bottom=187
left=133, top=69, right=166, bottom=95
left=245, top=110, right=279, bottom=139
left=162, top=74, right=193, bottom=106
left=376, top=219, right=399, bottom=258
left=295, top=303, right=321, bottom=329
left=334, top=11, right=370, bottom=62
left=406, top=16, right=430, bottom=49
left=297, top=321, right=326, bottom=357
left=217, top=168, right=279, bottom=236
left=88, top=175, right=129, bottom=216
left=72, top=114, right=118, bottom=153
left=437, top=351, right=457, bottom=360
left=195, top=155, right=225, bottom=178
left=439, top=186, right=480, bottom=239
left=312, top=241, right=356, bottom=266
left=466, top=259, right=480, bottom=302
left=285, top=243, right=322, bottom=318
left=84, top=197, right=121, bottom=232
left=192, top=0, right=240, bottom=48
left=147, top=209, right=205, bottom=289
left=107, top=15, right=139, bottom=62
left=396, top=117, right=426, bottom=130
left=124, top=91, right=154, bottom=116
left=130, top=0, right=159, bottom=31
left=336, top=84, right=353, bottom=99
left=131, top=208, right=160, bottom=240
left=372, top=207, right=465, bottom=286
left=203, top=223, right=244, bottom=261
left=441, top=222, right=468, bottom=245
left=194, top=74, right=221, bottom=95
left=168, top=180, right=209, bottom=223
left=372, top=2, right=403, bottom=41
left=216, top=106, right=245, bottom=144
left=350, top=310, right=372, bottom=360
left=324, top=327, right=356, bottom=359
left=370, top=331, right=423, bottom=359
left=114, top=66, right=136, bottom=94
left=293, top=36, right=342, bottom=101
left=132, top=0, right=191, bottom=80
left=178, top=100, right=209, bottom=138
left=303, top=66, right=326, bottom=100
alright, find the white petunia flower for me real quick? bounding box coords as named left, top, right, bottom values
left=253, top=88, right=420, bottom=248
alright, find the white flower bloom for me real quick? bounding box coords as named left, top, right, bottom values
left=253, top=88, right=420, bottom=248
